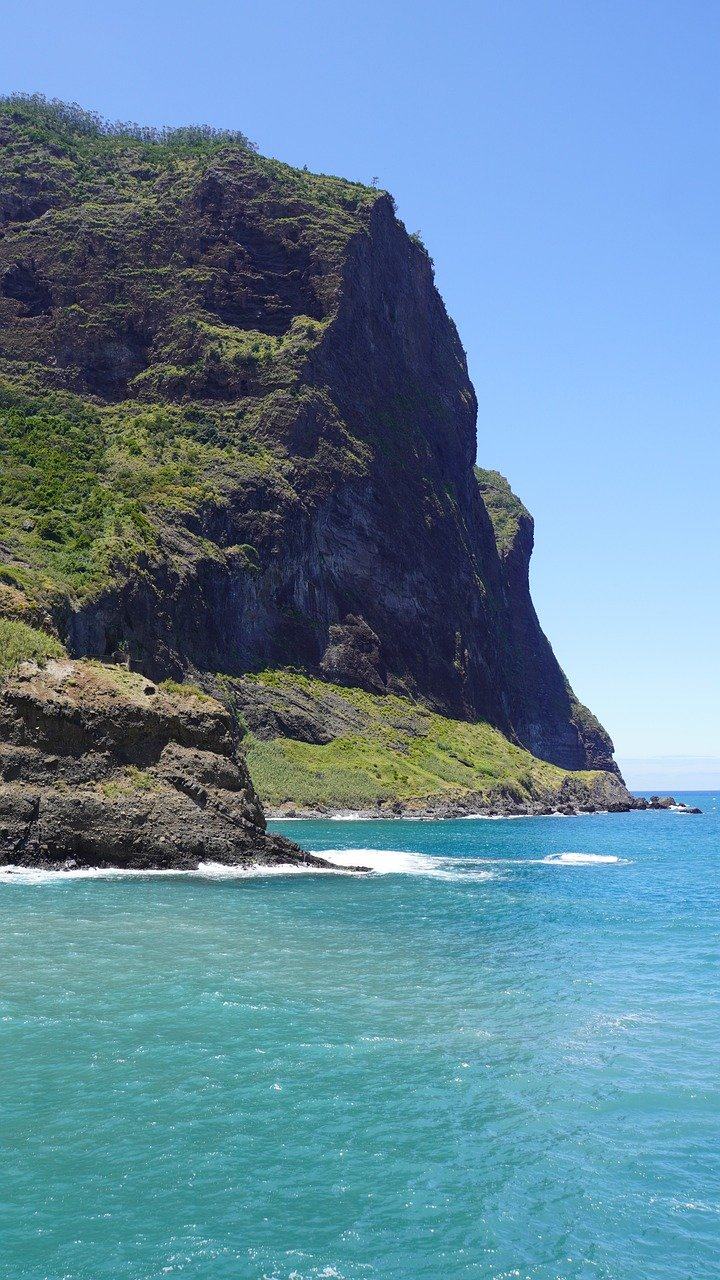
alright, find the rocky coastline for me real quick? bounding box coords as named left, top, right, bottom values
left=0, top=660, right=362, bottom=872
left=266, top=795, right=701, bottom=821
left=0, top=660, right=698, bottom=875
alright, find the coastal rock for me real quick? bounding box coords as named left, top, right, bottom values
left=0, top=660, right=342, bottom=871
left=631, top=795, right=702, bottom=814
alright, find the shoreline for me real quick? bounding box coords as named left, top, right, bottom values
left=266, top=796, right=702, bottom=821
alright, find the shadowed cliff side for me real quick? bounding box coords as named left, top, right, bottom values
left=475, top=468, right=617, bottom=772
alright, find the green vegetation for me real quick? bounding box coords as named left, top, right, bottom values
left=1, top=92, right=257, bottom=154
left=84, top=663, right=214, bottom=705
left=0, top=377, right=286, bottom=606
left=0, top=618, right=66, bottom=677
left=100, top=765, right=163, bottom=799
left=0, top=93, right=379, bottom=211
left=159, top=679, right=213, bottom=702
left=474, top=467, right=530, bottom=555
left=0, top=381, right=148, bottom=594
left=242, top=670, right=598, bottom=810
left=0, top=92, right=376, bottom=269
left=0, top=95, right=378, bottom=623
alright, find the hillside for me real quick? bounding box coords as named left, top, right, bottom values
left=231, top=670, right=630, bottom=816
left=0, top=95, right=627, bottom=820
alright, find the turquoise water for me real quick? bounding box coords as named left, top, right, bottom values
left=1, top=795, right=718, bottom=1280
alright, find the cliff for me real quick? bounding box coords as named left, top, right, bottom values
left=0, top=96, right=627, bottom=833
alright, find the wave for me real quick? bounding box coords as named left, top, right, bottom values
left=541, top=852, right=621, bottom=865
left=0, top=864, right=192, bottom=885
left=316, top=848, right=625, bottom=872
left=277, top=811, right=611, bottom=823
left=316, top=847, right=495, bottom=880
left=0, top=860, right=353, bottom=886
left=0, top=847, right=623, bottom=886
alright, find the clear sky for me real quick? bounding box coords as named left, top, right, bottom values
left=1, top=1, right=717, bottom=781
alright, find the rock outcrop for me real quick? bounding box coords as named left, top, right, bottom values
left=0, top=660, right=336, bottom=870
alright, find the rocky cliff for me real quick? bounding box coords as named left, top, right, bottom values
left=0, top=95, right=623, bottom=822
left=0, top=659, right=333, bottom=869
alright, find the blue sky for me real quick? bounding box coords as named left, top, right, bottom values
left=1, top=1, right=717, bottom=780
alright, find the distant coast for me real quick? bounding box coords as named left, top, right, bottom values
left=267, top=795, right=701, bottom=821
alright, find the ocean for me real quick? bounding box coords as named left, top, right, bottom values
left=1, top=794, right=718, bottom=1279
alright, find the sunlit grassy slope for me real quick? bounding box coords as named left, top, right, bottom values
left=241, top=670, right=601, bottom=811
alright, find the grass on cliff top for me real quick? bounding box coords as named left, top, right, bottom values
left=0, top=93, right=258, bottom=153
left=0, top=93, right=378, bottom=231
left=0, top=618, right=65, bottom=678
left=0, top=92, right=377, bottom=182
left=474, top=467, right=530, bottom=555
left=0, top=95, right=379, bottom=394
left=81, top=663, right=217, bottom=706
left=242, top=669, right=596, bottom=810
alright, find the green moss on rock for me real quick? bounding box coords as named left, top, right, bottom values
left=474, top=467, right=530, bottom=555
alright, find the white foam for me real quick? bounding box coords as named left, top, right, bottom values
left=459, top=813, right=506, bottom=820
left=0, top=860, right=349, bottom=885
left=541, top=852, right=621, bottom=865
left=0, top=864, right=195, bottom=885
left=0, top=847, right=622, bottom=885
left=316, top=847, right=494, bottom=880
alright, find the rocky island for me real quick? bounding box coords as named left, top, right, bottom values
left=0, top=95, right=690, bottom=868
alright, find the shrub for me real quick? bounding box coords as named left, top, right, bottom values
left=159, top=679, right=213, bottom=702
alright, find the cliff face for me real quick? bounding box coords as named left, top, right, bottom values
left=475, top=469, right=617, bottom=771
left=0, top=97, right=617, bottom=776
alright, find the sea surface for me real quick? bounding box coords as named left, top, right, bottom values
left=1, top=794, right=718, bottom=1280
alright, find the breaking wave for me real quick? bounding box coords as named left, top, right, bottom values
left=316, top=847, right=496, bottom=880
left=0, top=847, right=625, bottom=885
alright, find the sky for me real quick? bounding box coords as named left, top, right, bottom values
left=1, top=0, right=717, bottom=783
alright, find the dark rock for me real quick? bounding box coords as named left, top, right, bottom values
left=628, top=795, right=701, bottom=814
left=228, top=675, right=365, bottom=745
left=320, top=615, right=387, bottom=693
left=0, top=660, right=362, bottom=871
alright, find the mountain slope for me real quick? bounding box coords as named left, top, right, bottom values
left=231, top=670, right=630, bottom=816
left=0, top=94, right=619, bottom=796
